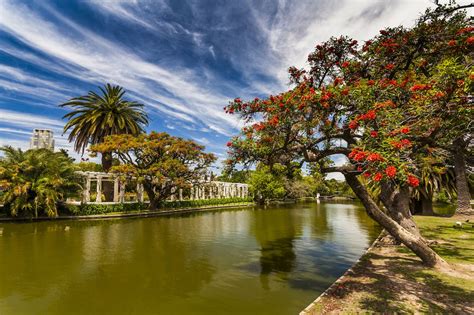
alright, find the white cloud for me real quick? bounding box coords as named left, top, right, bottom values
left=0, top=0, right=243, bottom=136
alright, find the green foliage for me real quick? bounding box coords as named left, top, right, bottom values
left=64, top=197, right=252, bottom=215
left=90, top=132, right=216, bottom=209
left=64, top=202, right=148, bottom=215
left=217, top=169, right=253, bottom=183
left=247, top=164, right=286, bottom=203
left=0, top=146, right=81, bottom=218
left=76, top=161, right=103, bottom=172
left=60, top=83, right=149, bottom=157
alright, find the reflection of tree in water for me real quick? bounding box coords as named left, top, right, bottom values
left=311, top=202, right=332, bottom=236
left=250, top=207, right=301, bottom=290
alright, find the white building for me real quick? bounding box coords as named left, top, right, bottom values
left=30, top=129, right=55, bottom=150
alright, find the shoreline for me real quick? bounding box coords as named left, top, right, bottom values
left=0, top=202, right=255, bottom=222
left=300, top=231, right=385, bottom=314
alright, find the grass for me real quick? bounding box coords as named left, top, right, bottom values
left=303, top=214, right=474, bottom=314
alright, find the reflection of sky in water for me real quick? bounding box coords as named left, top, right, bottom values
left=0, top=202, right=380, bottom=315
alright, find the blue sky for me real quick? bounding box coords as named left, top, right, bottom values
left=0, top=0, right=443, bottom=176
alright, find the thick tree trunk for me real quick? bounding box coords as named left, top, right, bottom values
left=101, top=152, right=114, bottom=201
left=380, top=183, right=421, bottom=237
left=453, top=142, right=472, bottom=214
left=143, top=183, right=159, bottom=210
left=345, top=174, right=448, bottom=269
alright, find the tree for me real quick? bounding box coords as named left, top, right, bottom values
left=90, top=132, right=216, bottom=210
left=60, top=83, right=149, bottom=171
left=247, top=164, right=286, bottom=204
left=0, top=147, right=80, bottom=218
left=224, top=5, right=472, bottom=268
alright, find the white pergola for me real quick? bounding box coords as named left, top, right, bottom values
left=76, top=171, right=249, bottom=204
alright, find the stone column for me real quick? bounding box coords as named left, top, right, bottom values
left=96, top=176, right=102, bottom=203
left=113, top=177, right=119, bottom=202
left=83, top=176, right=91, bottom=203
left=170, top=187, right=176, bottom=201
left=119, top=180, right=125, bottom=203
left=137, top=183, right=144, bottom=203
left=179, top=188, right=183, bottom=201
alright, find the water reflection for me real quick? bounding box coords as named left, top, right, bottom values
left=0, top=202, right=381, bottom=315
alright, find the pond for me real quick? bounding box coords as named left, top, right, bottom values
left=0, top=201, right=381, bottom=314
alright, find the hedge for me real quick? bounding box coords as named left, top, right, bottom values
left=63, top=197, right=253, bottom=216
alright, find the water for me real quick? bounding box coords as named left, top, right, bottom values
left=0, top=202, right=380, bottom=314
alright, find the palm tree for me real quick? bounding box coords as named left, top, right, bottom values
left=60, top=83, right=149, bottom=171
left=0, top=146, right=80, bottom=218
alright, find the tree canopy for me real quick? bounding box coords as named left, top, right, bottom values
left=90, top=132, right=216, bottom=209
left=223, top=5, right=473, bottom=268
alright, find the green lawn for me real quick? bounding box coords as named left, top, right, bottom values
left=305, top=215, right=474, bottom=314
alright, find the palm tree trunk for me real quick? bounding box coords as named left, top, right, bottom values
left=345, top=174, right=448, bottom=269
left=453, top=141, right=472, bottom=214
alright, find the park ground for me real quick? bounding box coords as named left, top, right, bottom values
left=303, top=214, right=474, bottom=314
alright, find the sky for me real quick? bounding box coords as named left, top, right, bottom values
left=0, top=0, right=450, bottom=177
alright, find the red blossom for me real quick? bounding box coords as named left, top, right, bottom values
left=334, top=77, right=343, bottom=86
left=410, top=84, right=431, bottom=92
left=367, top=152, right=383, bottom=162
left=400, top=127, right=410, bottom=134
left=448, top=39, right=456, bottom=47
left=407, top=175, right=420, bottom=187
left=370, top=131, right=378, bottom=138
left=348, top=120, right=359, bottom=130
left=385, top=63, right=395, bottom=70
left=341, top=61, right=350, bottom=68
left=467, top=37, right=474, bottom=44
left=341, top=88, right=349, bottom=95
left=363, top=172, right=371, bottom=178
left=367, top=80, right=375, bottom=86
left=373, top=172, right=383, bottom=181
left=385, top=166, right=397, bottom=178
left=226, top=141, right=232, bottom=147
left=457, top=27, right=474, bottom=34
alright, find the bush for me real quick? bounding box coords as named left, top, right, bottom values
left=63, top=197, right=253, bottom=216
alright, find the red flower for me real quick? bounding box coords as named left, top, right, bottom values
left=407, top=175, right=419, bottom=187
left=334, top=77, right=343, bottom=86
left=367, top=153, right=383, bottom=162
left=400, top=139, right=411, bottom=146
left=373, top=173, right=383, bottom=181
left=410, top=84, right=431, bottom=92
left=367, top=80, right=375, bottom=86
left=385, top=63, right=395, bottom=70
left=341, top=61, right=350, bottom=68
left=457, top=27, right=474, bottom=34
left=341, top=88, right=349, bottom=96
left=363, top=172, right=371, bottom=178
left=400, top=127, right=410, bottom=134
left=361, top=110, right=376, bottom=120
left=370, top=131, right=378, bottom=138
left=226, top=142, right=232, bottom=147
left=448, top=40, right=456, bottom=47
left=357, top=166, right=363, bottom=172
left=348, top=120, right=359, bottom=130
left=467, top=37, right=474, bottom=45
left=385, top=166, right=397, bottom=178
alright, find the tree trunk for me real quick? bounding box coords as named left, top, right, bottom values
left=101, top=152, right=114, bottom=201
left=421, top=191, right=434, bottom=216
left=453, top=142, right=472, bottom=214
left=143, top=183, right=159, bottom=210
left=380, top=183, right=421, bottom=237
left=345, top=174, right=448, bottom=269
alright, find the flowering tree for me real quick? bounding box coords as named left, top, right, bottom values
left=90, top=132, right=216, bottom=209
left=224, top=5, right=472, bottom=268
